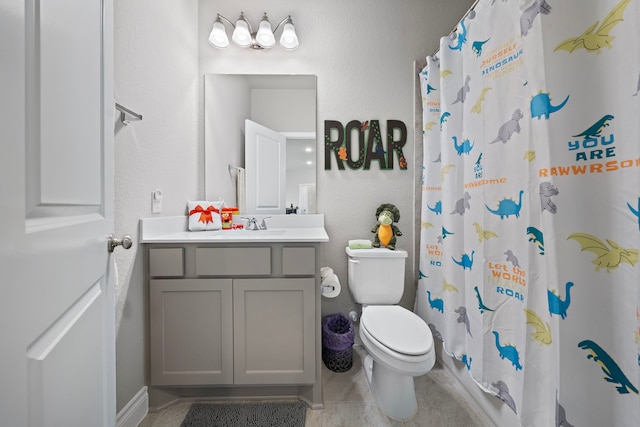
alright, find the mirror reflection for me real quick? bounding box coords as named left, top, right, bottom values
left=204, top=74, right=316, bottom=214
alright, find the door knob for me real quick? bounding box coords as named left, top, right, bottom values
left=107, top=234, right=133, bottom=253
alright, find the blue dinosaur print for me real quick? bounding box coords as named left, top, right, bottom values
left=459, top=353, right=472, bottom=370
left=485, top=190, right=524, bottom=219
left=451, top=352, right=472, bottom=371
left=452, top=251, right=474, bottom=270
left=426, top=84, right=436, bottom=94
left=493, top=331, right=523, bottom=371
left=531, top=92, right=569, bottom=120
left=471, top=38, right=490, bottom=56
left=527, top=226, right=545, bottom=255
left=448, top=18, right=467, bottom=51
left=440, top=112, right=451, bottom=129
left=573, top=114, right=614, bottom=139
left=578, top=340, right=639, bottom=394
left=548, top=281, right=573, bottom=319
left=474, top=286, right=494, bottom=313
left=627, top=198, right=640, bottom=230
left=428, top=201, right=442, bottom=215
left=453, top=136, right=474, bottom=156
left=426, top=290, right=444, bottom=313
left=418, top=270, right=428, bottom=280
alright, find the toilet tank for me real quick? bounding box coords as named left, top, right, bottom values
left=345, top=247, right=408, bottom=304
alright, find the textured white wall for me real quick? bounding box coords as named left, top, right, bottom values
left=114, top=0, right=200, bottom=412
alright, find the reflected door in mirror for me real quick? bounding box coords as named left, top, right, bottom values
left=245, top=119, right=286, bottom=214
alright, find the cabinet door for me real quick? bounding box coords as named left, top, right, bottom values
left=149, top=279, right=233, bottom=385
left=233, top=278, right=315, bottom=385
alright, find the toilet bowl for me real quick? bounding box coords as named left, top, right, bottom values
left=345, top=247, right=435, bottom=420
left=359, top=305, right=435, bottom=420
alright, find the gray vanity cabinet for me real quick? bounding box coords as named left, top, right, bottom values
left=149, top=278, right=233, bottom=386
left=147, top=244, right=318, bottom=389
left=233, top=278, right=315, bottom=385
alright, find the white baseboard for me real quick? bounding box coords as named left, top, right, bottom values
left=117, top=386, right=148, bottom=427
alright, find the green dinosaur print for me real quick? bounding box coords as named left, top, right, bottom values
left=572, top=114, right=614, bottom=139
left=578, top=340, right=639, bottom=394
left=472, top=39, right=490, bottom=57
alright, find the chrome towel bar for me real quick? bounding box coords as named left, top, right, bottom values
left=115, top=103, right=142, bottom=125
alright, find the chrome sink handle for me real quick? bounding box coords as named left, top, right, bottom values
left=259, top=217, right=271, bottom=230
left=241, top=217, right=260, bottom=230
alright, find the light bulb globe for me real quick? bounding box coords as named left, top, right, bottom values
left=208, top=21, right=229, bottom=48
left=232, top=19, right=252, bottom=47
left=279, top=22, right=299, bottom=50
left=256, top=19, right=275, bottom=48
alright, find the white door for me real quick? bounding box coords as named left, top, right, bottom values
left=0, top=1, right=116, bottom=426
left=245, top=119, right=286, bottom=214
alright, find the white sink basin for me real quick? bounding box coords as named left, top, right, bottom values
left=219, top=229, right=286, bottom=236
left=202, top=229, right=287, bottom=239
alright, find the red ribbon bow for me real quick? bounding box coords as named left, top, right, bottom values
left=189, top=204, right=220, bottom=224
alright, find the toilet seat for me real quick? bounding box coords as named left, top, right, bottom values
left=361, top=305, right=433, bottom=356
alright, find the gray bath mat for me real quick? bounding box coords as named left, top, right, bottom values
left=180, top=401, right=307, bottom=427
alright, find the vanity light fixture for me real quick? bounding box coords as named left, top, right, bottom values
left=209, top=12, right=299, bottom=50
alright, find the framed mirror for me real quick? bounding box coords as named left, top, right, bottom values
left=204, top=74, right=317, bottom=214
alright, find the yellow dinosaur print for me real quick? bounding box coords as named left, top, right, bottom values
left=524, top=308, right=552, bottom=345
left=554, top=0, right=631, bottom=54
left=442, top=278, right=458, bottom=293
left=421, top=221, right=434, bottom=230
left=441, top=164, right=455, bottom=182
left=424, top=121, right=437, bottom=135
left=440, top=69, right=453, bottom=78
left=473, top=222, right=498, bottom=243
left=523, top=150, right=536, bottom=162
left=567, top=233, right=638, bottom=272
left=471, top=87, right=492, bottom=114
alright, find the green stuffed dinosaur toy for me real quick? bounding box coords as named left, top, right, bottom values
left=371, top=203, right=402, bottom=250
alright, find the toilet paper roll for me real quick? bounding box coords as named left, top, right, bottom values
left=321, top=273, right=341, bottom=298
left=320, top=266, right=334, bottom=280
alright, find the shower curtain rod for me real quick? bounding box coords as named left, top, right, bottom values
left=430, top=0, right=481, bottom=58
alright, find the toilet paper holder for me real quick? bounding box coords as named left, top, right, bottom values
left=321, top=283, right=335, bottom=292
left=320, top=266, right=341, bottom=298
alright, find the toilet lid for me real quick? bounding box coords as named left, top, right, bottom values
left=361, top=306, right=433, bottom=356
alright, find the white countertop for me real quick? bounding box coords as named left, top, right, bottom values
left=139, top=214, right=329, bottom=243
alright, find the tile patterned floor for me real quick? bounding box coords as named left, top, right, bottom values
left=140, top=348, right=489, bottom=427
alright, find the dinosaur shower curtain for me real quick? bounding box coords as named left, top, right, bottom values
left=416, top=0, right=640, bottom=425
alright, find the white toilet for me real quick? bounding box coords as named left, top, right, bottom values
left=346, top=247, right=435, bottom=421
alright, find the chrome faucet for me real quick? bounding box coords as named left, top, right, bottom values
left=241, top=216, right=271, bottom=230
left=259, top=217, right=271, bottom=230
left=242, top=217, right=260, bottom=230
